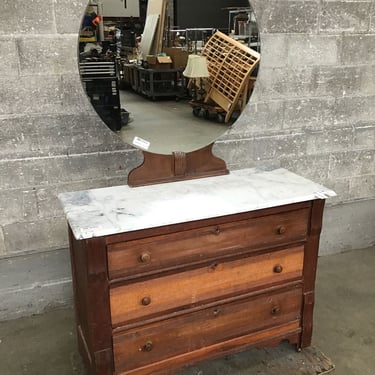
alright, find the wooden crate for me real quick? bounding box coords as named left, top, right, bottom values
left=202, top=31, right=260, bottom=123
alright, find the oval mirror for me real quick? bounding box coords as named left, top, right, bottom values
left=78, top=0, right=260, bottom=155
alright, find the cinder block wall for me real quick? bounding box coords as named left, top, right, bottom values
left=0, top=0, right=374, bottom=320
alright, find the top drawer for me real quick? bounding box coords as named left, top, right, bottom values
left=107, top=207, right=310, bottom=280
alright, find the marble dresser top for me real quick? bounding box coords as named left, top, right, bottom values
left=58, top=168, right=336, bottom=240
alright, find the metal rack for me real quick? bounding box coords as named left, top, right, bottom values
left=166, top=28, right=215, bottom=54
left=79, top=60, right=122, bottom=131
left=228, top=7, right=260, bottom=51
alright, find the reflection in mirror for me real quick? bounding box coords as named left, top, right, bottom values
left=78, top=0, right=260, bottom=155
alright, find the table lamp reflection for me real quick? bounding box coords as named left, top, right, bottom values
left=183, top=55, right=210, bottom=101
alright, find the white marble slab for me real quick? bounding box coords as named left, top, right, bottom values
left=58, top=168, right=336, bottom=240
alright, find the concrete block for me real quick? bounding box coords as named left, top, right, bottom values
left=218, top=133, right=308, bottom=164
left=318, top=177, right=350, bottom=205
left=281, top=66, right=362, bottom=99
left=349, top=174, right=375, bottom=200
left=253, top=65, right=363, bottom=101
left=0, top=114, right=125, bottom=159
left=253, top=133, right=308, bottom=160
left=280, top=154, right=331, bottom=182
left=0, top=159, right=45, bottom=190
left=0, top=228, right=5, bottom=256
left=62, top=119, right=128, bottom=155
left=0, top=273, right=72, bottom=321
left=0, top=117, right=38, bottom=158
left=0, top=75, right=63, bottom=116
left=225, top=157, right=281, bottom=173
left=36, top=187, right=65, bottom=220
left=354, top=125, right=375, bottom=150
left=233, top=100, right=285, bottom=134
left=23, top=189, right=39, bottom=221
left=0, top=150, right=140, bottom=190
left=283, top=68, right=315, bottom=98
left=0, top=190, right=25, bottom=225
left=0, top=189, right=37, bottom=225
left=3, top=218, right=68, bottom=254
left=0, top=0, right=55, bottom=35
left=0, top=248, right=71, bottom=290
left=53, top=0, right=87, bottom=34
left=305, top=128, right=354, bottom=155
left=57, top=151, right=139, bottom=184
left=0, top=38, right=19, bottom=77
left=18, top=35, right=78, bottom=76
left=320, top=199, right=375, bottom=255
left=249, top=1, right=265, bottom=30
left=287, top=35, right=340, bottom=66
left=259, top=34, right=288, bottom=68
left=329, top=150, right=374, bottom=179
left=314, top=66, right=362, bottom=97
left=321, top=1, right=372, bottom=33
left=361, top=65, right=375, bottom=95
left=252, top=0, right=319, bottom=33
left=252, top=67, right=288, bottom=100
left=212, top=139, right=257, bottom=170
left=333, top=95, right=375, bottom=126
left=341, top=35, right=375, bottom=65
left=371, top=3, right=375, bottom=32
left=283, top=98, right=335, bottom=129
left=46, top=114, right=126, bottom=155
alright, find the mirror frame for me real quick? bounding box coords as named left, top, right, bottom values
left=128, top=144, right=228, bottom=187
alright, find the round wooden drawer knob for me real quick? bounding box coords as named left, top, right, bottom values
left=271, top=306, right=280, bottom=315
left=139, top=252, right=151, bottom=263
left=213, top=308, right=221, bottom=317
left=273, top=264, right=283, bottom=273
left=141, top=297, right=152, bottom=306
left=277, top=225, right=286, bottom=235
left=142, top=341, right=153, bottom=352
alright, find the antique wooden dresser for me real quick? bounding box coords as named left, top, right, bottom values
left=59, top=168, right=335, bottom=375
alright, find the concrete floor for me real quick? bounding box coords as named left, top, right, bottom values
left=0, top=246, right=374, bottom=374
left=117, top=89, right=232, bottom=155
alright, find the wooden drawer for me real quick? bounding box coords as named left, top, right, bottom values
left=107, top=207, right=309, bottom=279
left=110, top=246, right=304, bottom=326
left=113, top=286, right=302, bottom=374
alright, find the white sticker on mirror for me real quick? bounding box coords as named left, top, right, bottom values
left=132, top=136, right=151, bottom=150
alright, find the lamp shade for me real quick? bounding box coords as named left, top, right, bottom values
left=183, top=55, right=210, bottom=78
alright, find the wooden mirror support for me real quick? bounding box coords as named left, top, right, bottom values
left=128, top=143, right=228, bottom=187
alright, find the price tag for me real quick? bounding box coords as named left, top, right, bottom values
left=132, top=136, right=151, bottom=151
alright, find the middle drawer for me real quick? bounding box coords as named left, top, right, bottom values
left=110, top=246, right=304, bottom=327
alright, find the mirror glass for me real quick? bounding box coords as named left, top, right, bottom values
left=78, top=0, right=260, bottom=155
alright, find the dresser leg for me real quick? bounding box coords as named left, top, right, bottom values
left=300, top=199, right=325, bottom=349
left=93, top=348, right=113, bottom=375
left=300, top=291, right=315, bottom=348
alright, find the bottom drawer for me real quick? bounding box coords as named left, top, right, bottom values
left=113, top=286, right=302, bottom=374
